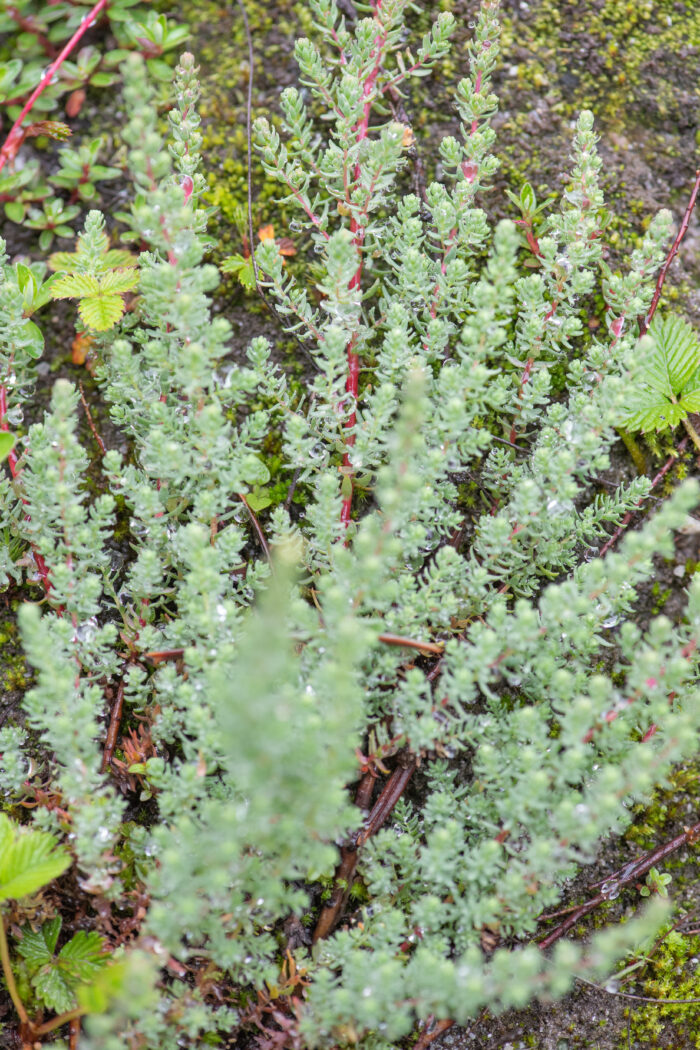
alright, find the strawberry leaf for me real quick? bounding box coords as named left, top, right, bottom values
left=98, top=268, right=139, bottom=294
left=78, top=293, right=126, bottom=331
left=50, top=274, right=100, bottom=299
left=0, top=814, right=70, bottom=902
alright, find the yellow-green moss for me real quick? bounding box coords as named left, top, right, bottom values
left=622, top=925, right=700, bottom=1047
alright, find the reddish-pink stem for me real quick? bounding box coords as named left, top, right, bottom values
left=0, top=385, right=52, bottom=593
left=639, top=169, right=700, bottom=337
left=0, top=0, right=110, bottom=172
left=509, top=356, right=534, bottom=444
left=599, top=436, right=688, bottom=557
left=340, top=2, right=385, bottom=529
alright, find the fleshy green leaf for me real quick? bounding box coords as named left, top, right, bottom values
left=0, top=432, right=15, bottom=462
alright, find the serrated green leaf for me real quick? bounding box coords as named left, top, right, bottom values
left=0, top=824, right=70, bottom=902
left=643, top=315, right=700, bottom=397
left=16, top=923, right=56, bottom=967
left=625, top=398, right=687, bottom=433
left=32, top=964, right=74, bottom=1014
left=0, top=815, right=13, bottom=855
left=78, top=294, right=126, bottom=331
left=47, top=250, right=79, bottom=273
left=221, top=253, right=256, bottom=290
left=0, top=433, right=15, bottom=462
left=245, top=488, right=273, bottom=512
left=43, top=915, right=62, bottom=954
left=99, top=268, right=139, bottom=294
left=50, top=273, right=100, bottom=299
left=679, top=367, right=700, bottom=414
left=220, top=253, right=246, bottom=274
left=58, top=930, right=106, bottom=980
left=101, top=249, right=138, bottom=270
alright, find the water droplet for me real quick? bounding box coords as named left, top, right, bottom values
left=601, top=879, right=620, bottom=900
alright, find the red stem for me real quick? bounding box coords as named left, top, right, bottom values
left=509, top=356, right=534, bottom=444
left=538, top=820, right=700, bottom=950
left=1, top=385, right=52, bottom=593
left=340, top=2, right=385, bottom=529
left=0, top=0, right=110, bottom=172
left=639, top=169, right=700, bottom=337
left=598, top=436, right=688, bottom=557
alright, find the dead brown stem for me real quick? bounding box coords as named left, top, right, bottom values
left=101, top=679, right=124, bottom=773
left=413, top=1018, right=455, bottom=1050
left=378, top=633, right=444, bottom=655
left=599, top=436, right=689, bottom=557
left=313, top=754, right=417, bottom=942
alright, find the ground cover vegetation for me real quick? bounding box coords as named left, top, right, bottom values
left=1, top=0, right=700, bottom=1047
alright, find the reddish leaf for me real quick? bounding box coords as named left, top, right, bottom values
left=24, top=121, right=72, bottom=142
left=276, top=237, right=296, bottom=257
left=65, top=88, right=86, bottom=118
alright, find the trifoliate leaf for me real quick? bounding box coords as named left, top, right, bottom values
left=16, top=919, right=106, bottom=1014
left=220, top=253, right=256, bottom=290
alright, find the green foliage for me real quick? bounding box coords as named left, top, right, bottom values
left=0, top=814, right=70, bottom=902
left=624, top=315, right=700, bottom=433
left=0, top=432, right=15, bottom=462
left=15, top=916, right=107, bottom=1014
left=640, top=867, right=672, bottom=898
left=49, top=211, right=139, bottom=330
left=220, top=251, right=256, bottom=289
left=49, top=137, right=122, bottom=202
left=1, top=3, right=700, bottom=1049
left=0, top=0, right=188, bottom=249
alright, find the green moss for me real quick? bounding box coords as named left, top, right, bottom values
left=0, top=616, right=29, bottom=694
left=625, top=763, right=700, bottom=851
left=623, top=925, right=700, bottom=1047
